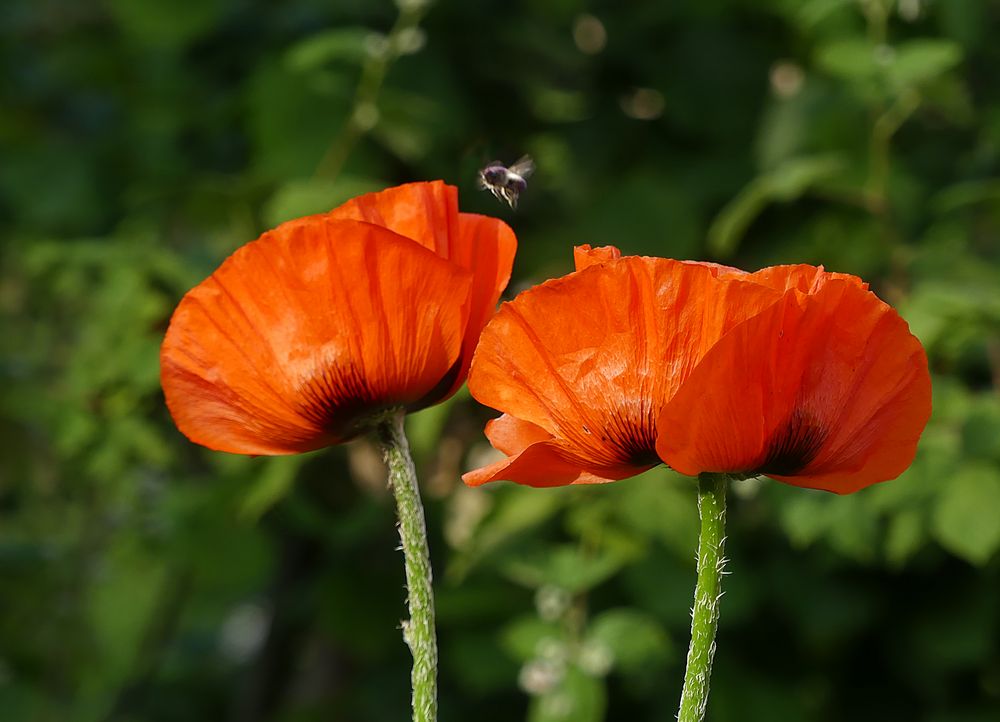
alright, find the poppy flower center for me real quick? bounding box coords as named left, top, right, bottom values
left=564, top=399, right=660, bottom=470
left=296, top=361, right=383, bottom=440
left=756, top=408, right=828, bottom=476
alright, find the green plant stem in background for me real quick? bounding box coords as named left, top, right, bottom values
left=375, top=411, right=438, bottom=722
left=315, top=0, right=431, bottom=180
left=676, top=473, right=729, bottom=722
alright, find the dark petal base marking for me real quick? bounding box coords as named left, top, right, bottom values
left=410, top=358, right=462, bottom=413
left=574, top=401, right=661, bottom=470
left=295, top=357, right=457, bottom=444
left=757, top=407, right=828, bottom=476
left=296, top=361, right=384, bottom=442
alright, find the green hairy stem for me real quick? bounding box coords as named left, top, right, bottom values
left=375, top=411, right=438, bottom=722
left=677, top=472, right=729, bottom=722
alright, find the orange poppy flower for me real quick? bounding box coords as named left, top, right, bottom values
left=462, top=246, right=781, bottom=486
left=463, top=245, right=930, bottom=494
left=655, top=275, right=931, bottom=493
left=161, top=181, right=516, bottom=455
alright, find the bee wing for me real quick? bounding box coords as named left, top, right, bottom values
left=508, top=155, right=535, bottom=179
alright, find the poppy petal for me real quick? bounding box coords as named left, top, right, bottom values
left=655, top=280, right=931, bottom=493
left=161, top=218, right=473, bottom=455
left=574, top=244, right=623, bottom=271
left=330, top=183, right=515, bottom=401
left=328, top=180, right=458, bottom=258
left=745, top=264, right=869, bottom=293
left=466, top=255, right=783, bottom=484
left=573, top=244, right=743, bottom=278
left=461, top=437, right=644, bottom=487
left=445, top=212, right=517, bottom=398
left=484, top=414, right=555, bottom=455
left=462, top=441, right=593, bottom=487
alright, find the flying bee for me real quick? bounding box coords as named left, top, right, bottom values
left=477, top=155, right=535, bottom=209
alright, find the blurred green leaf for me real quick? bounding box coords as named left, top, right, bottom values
left=239, top=456, right=307, bottom=522
left=263, top=176, right=384, bottom=226
left=797, top=0, right=855, bottom=29
left=370, top=88, right=445, bottom=162
left=962, top=396, right=1000, bottom=462
left=778, top=489, right=833, bottom=549
left=939, top=0, right=988, bottom=50
left=884, top=507, right=925, bottom=567
left=816, top=36, right=962, bottom=97
left=612, top=471, right=698, bottom=558
left=86, top=538, right=171, bottom=688
left=106, top=0, right=224, bottom=47
left=933, top=179, right=1000, bottom=213
left=707, top=155, right=845, bottom=257
left=447, top=486, right=567, bottom=580
left=528, top=87, right=590, bottom=123
left=406, top=388, right=468, bottom=462
left=932, top=464, right=1000, bottom=565
left=889, top=40, right=963, bottom=89
left=502, top=544, right=633, bottom=593
left=285, top=28, right=372, bottom=72
left=500, top=615, right=562, bottom=662
left=815, top=38, right=879, bottom=82
left=586, top=608, right=671, bottom=673
left=247, top=63, right=353, bottom=179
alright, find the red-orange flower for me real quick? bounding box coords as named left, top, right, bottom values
left=655, top=275, right=931, bottom=493
left=161, top=181, right=516, bottom=455
left=463, top=245, right=930, bottom=494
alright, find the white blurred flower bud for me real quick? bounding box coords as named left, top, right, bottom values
left=578, top=639, right=614, bottom=677
left=365, top=32, right=390, bottom=60
left=518, top=658, right=564, bottom=695
left=898, top=0, right=921, bottom=22
left=572, top=14, right=607, bottom=55
left=394, top=27, right=426, bottom=55
left=619, top=87, right=664, bottom=120
left=218, top=602, right=269, bottom=663
left=395, top=0, right=430, bottom=11
left=769, top=61, right=804, bottom=99
left=535, top=585, right=572, bottom=621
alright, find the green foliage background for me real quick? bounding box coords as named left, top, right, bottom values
left=2, top=0, right=999, bottom=720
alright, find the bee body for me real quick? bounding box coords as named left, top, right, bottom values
left=477, top=155, right=534, bottom=209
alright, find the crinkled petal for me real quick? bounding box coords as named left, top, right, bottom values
left=484, top=414, right=555, bottom=455
left=655, top=280, right=931, bottom=493
left=330, top=182, right=516, bottom=401
left=745, top=264, right=869, bottom=293
left=462, top=438, right=646, bottom=487
left=573, top=244, right=743, bottom=278
left=328, top=180, right=458, bottom=258
left=464, top=413, right=649, bottom=486
left=574, top=244, right=622, bottom=271
left=466, top=255, right=783, bottom=485
left=161, top=218, right=472, bottom=455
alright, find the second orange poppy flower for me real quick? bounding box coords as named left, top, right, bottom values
left=463, top=245, right=931, bottom=494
